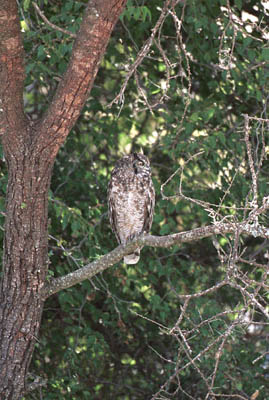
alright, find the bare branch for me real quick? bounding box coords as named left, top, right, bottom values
left=43, top=219, right=269, bottom=299
left=32, top=2, right=76, bottom=38
left=108, top=0, right=172, bottom=107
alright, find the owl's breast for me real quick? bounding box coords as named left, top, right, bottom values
left=109, top=176, right=150, bottom=244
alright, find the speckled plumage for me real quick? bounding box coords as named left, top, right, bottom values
left=108, top=153, right=155, bottom=264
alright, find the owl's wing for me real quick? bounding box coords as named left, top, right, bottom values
left=108, top=191, right=121, bottom=244
left=142, top=183, right=155, bottom=233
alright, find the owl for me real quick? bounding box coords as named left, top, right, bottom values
left=108, top=153, right=155, bottom=264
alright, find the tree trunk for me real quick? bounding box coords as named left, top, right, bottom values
left=0, top=127, right=54, bottom=398
left=0, top=0, right=127, bottom=398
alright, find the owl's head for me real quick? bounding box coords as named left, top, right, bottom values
left=132, top=153, right=151, bottom=177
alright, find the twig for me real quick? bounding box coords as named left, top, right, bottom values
left=33, top=2, right=76, bottom=38
left=108, top=0, right=172, bottom=107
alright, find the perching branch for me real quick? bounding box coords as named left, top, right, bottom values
left=43, top=219, right=269, bottom=299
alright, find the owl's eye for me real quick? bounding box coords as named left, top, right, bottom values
left=133, top=160, right=143, bottom=167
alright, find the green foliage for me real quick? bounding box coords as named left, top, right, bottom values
left=121, top=0, right=151, bottom=22
left=1, top=0, right=268, bottom=398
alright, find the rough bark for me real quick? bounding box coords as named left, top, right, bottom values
left=0, top=137, right=53, bottom=399
left=0, top=0, right=127, bottom=398
left=35, top=0, right=127, bottom=160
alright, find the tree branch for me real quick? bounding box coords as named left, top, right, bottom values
left=36, top=0, right=127, bottom=160
left=108, top=0, right=172, bottom=108
left=0, top=0, right=28, bottom=138
left=32, top=2, right=76, bottom=38
left=43, top=220, right=269, bottom=299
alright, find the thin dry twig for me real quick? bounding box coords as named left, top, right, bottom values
left=33, top=2, right=76, bottom=38
left=108, top=0, right=176, bottom=108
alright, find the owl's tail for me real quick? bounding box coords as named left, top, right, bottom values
left=124, top=249, right=140, bottom=264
